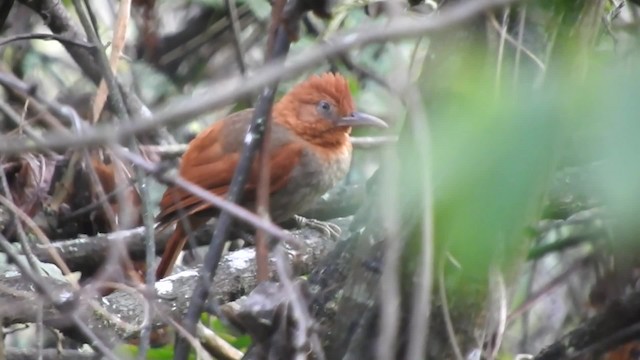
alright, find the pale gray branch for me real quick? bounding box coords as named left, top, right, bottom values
left=0, top=219, right=348, bottom=344
left=0, top=0, right=521, bottom=155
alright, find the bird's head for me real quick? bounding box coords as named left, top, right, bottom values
left=274, top=73, right=387, bottom=148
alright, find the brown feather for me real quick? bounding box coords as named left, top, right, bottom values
left=155, top=73, right=366, bottom=279
left=155, top=109, right=305, bottom=278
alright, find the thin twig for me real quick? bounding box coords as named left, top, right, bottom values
left=494, top=7, right=511, bottom=98
left=301, top=15, right=390, bottom=89
left=0, top=195, right=74, bottom=278
left=507, top=256, right=593, bottom=324
left=137, top=169, right=156, bottom=359
left=3, top=0, right=523, bottom=155
left=225, top=0, right=247, bottom=75
left=0, top=33, right=95, bottom=48
left=72, top=0, right=130, bottom=123
left=375, top=2, right=403, bottom=357
left=0, top=101, right=55, bottom=156
left=487, top=11, right=546, bottom=71
left=376, top=112, right=402, bottom=360
left=77, top=0, right=157, bottom=356
left=274, top=245, right=326, bottom=359
left=519, top=257, right=538, bottom=351
left=91, top=0, right=131, bottom=123
left=140, top=137, right=395, bottom=158
left=439, top=254, right=465, bottom=360
left=0, top=163, right=41, bottom=274
left=255, top=0, right=287, bottom=285
left=197, top=323, right=244, bottom=360
left=487, top=270, right=508, bottom=360
left=403, top=81, right=434, bottom=360
left=82, top=0, right=101, bottom=43
left=18, top=0, right=151, bottom=119
left=116, top=148, right=293, bottom=241
left=172, top=23, right=294, bottom=360
left=513, top=5, right=527, bottom=89
left=0, top=79, right=294, bottom=243
left=0, top=67, right=68, bottom=131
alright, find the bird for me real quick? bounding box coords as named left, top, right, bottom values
left=154, top=72, right=387, bottom=279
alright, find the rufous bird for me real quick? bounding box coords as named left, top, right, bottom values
left=155, top=73, right=387, bottom=279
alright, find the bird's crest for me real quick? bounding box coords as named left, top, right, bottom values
left=285, top=73, right=355, bottom=115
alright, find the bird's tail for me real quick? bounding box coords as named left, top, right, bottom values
left=155, top=224, right=188, bottom=280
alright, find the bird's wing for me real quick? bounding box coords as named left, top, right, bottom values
left=156, top=109, right=303, bottom=225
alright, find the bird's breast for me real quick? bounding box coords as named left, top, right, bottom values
left=269, top=145, right=352, bottom=222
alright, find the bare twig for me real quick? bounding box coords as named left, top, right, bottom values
left=17, top=0, right=151, bottom=119
left=495, top=7, right=511, bottom=97
left=255, top=0, right=287, bottom=286
left=72, top=0, right=130, bottom=123
left=225, top=0, right=247, bottom=75
left=0, top=195, right=74, bottom=278
left=139, top=144, right=188, bottom=158
left=0, top=162, right=41, bottom=274
left=197, top=323, right=244, bottom=360
left=3, top=0, right=522, bottom=155
left=487, top=11, right=546, bottom=71
left=506, top=256, right=593, bottom=324
left=0, top=100, right=55, bottom=156
left=117, top=148, right=293, bottom=241
left=74, top=1, right=158, bottom=355
left=376, top=114, right=402, bottom=360
left=513, top=5, right=527, bottom=89
left=140, top=136, right=394, bottom=159
left=403, top=79, right=434, bottom=360
left=301, top=15, right=390, bottom=90
left=0, top=33, right=95, bottom=48
left=172, top=18, right=294, bottom=360
left=0, top=73, right=293, bottom=247
left=439, top=254, right=465, bottom=360
left=274, top=245, right=326, bottom=359
left=90, top=0, right=131, bottom=123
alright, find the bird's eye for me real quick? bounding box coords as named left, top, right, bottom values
left=318, top=101, right=332, bottom=113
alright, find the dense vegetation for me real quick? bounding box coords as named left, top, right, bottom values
left=1, top=0, right=640, bottom=359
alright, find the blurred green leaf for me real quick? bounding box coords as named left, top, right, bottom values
left=396, top=55, right=567, bottom=303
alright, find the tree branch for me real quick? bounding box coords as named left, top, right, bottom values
left=0, top=219, right=346, bottom=339
left=0, top=32, right=95, bottom=49
left=17, top=0, right=150, bottom=120
left=3, top=0, right=521, bottom=155
left=173, top=9, right=294, bottom=360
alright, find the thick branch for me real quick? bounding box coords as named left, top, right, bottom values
left=0, top=219, right=347, bottom=339
left=26, top=215, right=347, bottom=273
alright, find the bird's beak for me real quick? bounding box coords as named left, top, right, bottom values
left=337, top=112, right=388, bottom=128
